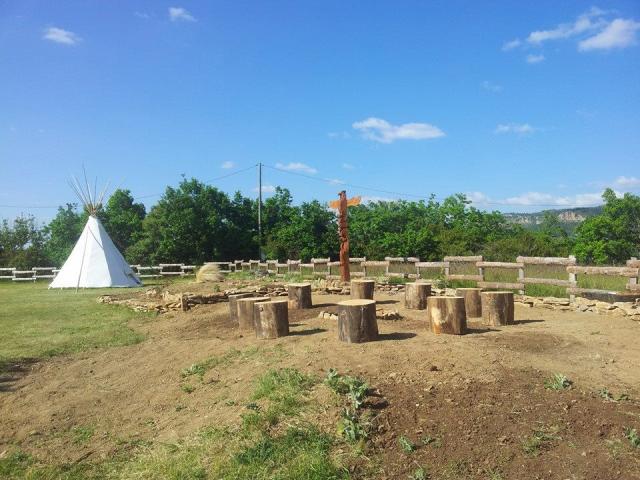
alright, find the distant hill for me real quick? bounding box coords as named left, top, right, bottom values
left=503, top=206, right=602, bottom=232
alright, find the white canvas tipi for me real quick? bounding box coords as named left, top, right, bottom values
left=49, top=176, right=142, bottom=289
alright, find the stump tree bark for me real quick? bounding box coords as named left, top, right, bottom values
left=456, top=287, right=483, bottom=317
left=287, top=283, right=312, bottom=309
left=254, top=300, right=289, bottom=339
left=337, top=299, right=378, bottom=343
left=237, top=296, right=270, bottom=330
left=351, top=279, right=375, bottom=300
left=427, top=296, right=467, bottom=335
left=404, top=282, right=431, bottom=310
left=481, top=291, right=514, bottom=326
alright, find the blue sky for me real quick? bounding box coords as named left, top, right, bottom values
left=1, top=1, right=639, bottom=221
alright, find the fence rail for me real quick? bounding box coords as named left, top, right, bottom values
left=2, top=256, right=639, bottom=299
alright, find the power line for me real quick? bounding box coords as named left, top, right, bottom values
left=262, top=163, right=603, bottom=208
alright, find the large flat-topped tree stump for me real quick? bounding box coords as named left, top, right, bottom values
left=351, top=279, right=375, bottom=300
left=228, top=293, right=254, bottom=324
left=427, top=296, right=467, bottom=335
left=481, top=291, right=514, bottom=326
left=254, top=300, right=289, bottom=339
left=405, top=282, right=431, bottom=310
left=456, top=287, right=483, bottom=317
left=236, top=296, right=270, bottom=330
left=337, top=299, right=379, bottom=343
left=287, top=283, right=312, bottom=309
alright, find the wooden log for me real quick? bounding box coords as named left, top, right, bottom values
left=567, top=266, right=639, bottom=277
left=351, top=279, right=375, bottom=299
left=416, top=261, right=449, bottom=268
left=476, top=261, right=524, bottom=269
left=254, top=300, right=289, bottom=339
left=444, top=255, right=483, bottom=262
left=477, top=281, right=524, bottom=290
left=337, top=299, right=379, bottom=343
left=427, top=296, right=467, bottom=335
left=404, top=282, right=432, bottom=310
left=287, top=283, right=312, bottom=309
left=481, top=291, right=514, bottom=326
left=517, top=256, right=576, bottom=266
left=236, top=296, right=270, bottom=330
left=228, top=293, right=254, bottom=324
left=456, top=287, right=483, bottom=317
left=522, top=277, right=576, bottom=287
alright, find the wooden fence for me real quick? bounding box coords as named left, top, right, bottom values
left=2, top=257, right=639, bottom=300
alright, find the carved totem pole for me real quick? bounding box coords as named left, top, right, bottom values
left=329, top=190, right=361, bottom=282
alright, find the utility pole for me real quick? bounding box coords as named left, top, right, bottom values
left=257, top=162, right=263, bottom=260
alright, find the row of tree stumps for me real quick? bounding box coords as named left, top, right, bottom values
left=227, top=280, right=515, bottom=343
left=228, top=283, right=314, bottom=339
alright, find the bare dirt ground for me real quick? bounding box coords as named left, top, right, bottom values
left=1, top=283, right=639, bottom=479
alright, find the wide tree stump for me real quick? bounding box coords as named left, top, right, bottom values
left=351, top=279, right=375, bottom=300
left=254, top=300, right=289, bottom=339
left=481, top=291, right=514, bottom=326
left=337, top=299, right=379, bottom=343
left=228, top=293, right=254, bottom=324
left=404, top=282, right=431, bottom=310
left=427, top=296, right=467, bottom=335
left=456, top=287, right=483, bottom=317
left=236, top=296, right=270, bottom=330
left=287, top=283, right=312, bottom=309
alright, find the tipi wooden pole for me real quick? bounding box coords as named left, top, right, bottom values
left=337, top=299, right=378, bottom=343
left=254, top=300, right=289, bottom=339
left=481, top=291, right=514, bottom=326
left=427, top=296, right=467, bottom=335
left=236, top=296, right=270, bottom=330
left=351, top=279, right=375, bottom=300
left=228, top=293, right=254, bottom=324
left=455, top=287, right=483, bottom=317
left=404, top=282, right=431, bottom=310
left=287, top=283, right=312, bottom=309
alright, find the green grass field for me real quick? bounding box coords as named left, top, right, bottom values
left=0, top=281, right=152, bottom=372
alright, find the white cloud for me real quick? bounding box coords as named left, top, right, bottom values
left=481, top=80, right=503, bottom=93
left=527, top=7, right=606, bottom=44
left=361, top=196, right=394, bottom=203
left=352, top=117, right=445, bottom=143
left=134, top=11, right=150, bottom=19
left=579, top=18, right=640, bottom=51
left=169, top=7, right=196, bottom=22
left=328, top=131, right=351, bottom=139
left=502, top=39, right=521, bottom=51
left=342, top=163, right=355, bottom=170
left=494, top=123, right=537, bottom=135
left=221, top=161, right=235, bottom=169
left=253, top=185, right=276, bottom=194
left=615, top=176, right=640, bottom=187
left=43, top=27, right=80, bottom=45
left=466, top=190, right=611, bottom=207
left=275, top=162, right=317, bottom=174
left=326, top=178, right=344, bottom=185
left=526, top=53, right=545, bottom=64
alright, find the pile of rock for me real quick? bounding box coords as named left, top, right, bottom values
left=376, top=308, right=402, bottom=320
left=98, top=290, right=228, bottom=313
left=317, top=310, right=338, bottom=320
left=515, top=295, right=640, bottom=321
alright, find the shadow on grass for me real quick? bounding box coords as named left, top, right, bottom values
left=288, top=328, right=327, bottom=336
left=513, top=319, right=545, bottom=325
left=377, top=332, right=417, bottom=341
left=0, top=358, right=38, bottom=392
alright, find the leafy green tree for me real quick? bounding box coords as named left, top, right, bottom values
left=102, top=189, right=146, bottom=259
left=0, top=215, right=49, bottom=269
left=128, top=178, right=255, bottom=264
left=43, top=204, right=85, bottom=267
left=573, top=189, right=640, bottom=264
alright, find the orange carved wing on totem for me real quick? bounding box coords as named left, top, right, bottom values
left=328, top=196, right=361, bottom=209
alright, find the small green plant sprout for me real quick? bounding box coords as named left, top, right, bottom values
left=181, top=384, right=195, bottom=394
left=324, top=369, right=369, bottom=409
left=625, top=427, right=640, bottom=448
left=245, top=402, right=260, bottom=411
left=522, top=427, right=560, bottom=456
left=337, top=408, right=368, bottom=443
left=544, top=373, right=572, bottom=390
left=409, top=466, right=429, bottom=480
left=399, top=435, right=416, bottom=453
left=599, top=387, right=614, bottom=401
left=421, top=435, right=441, bottom=447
